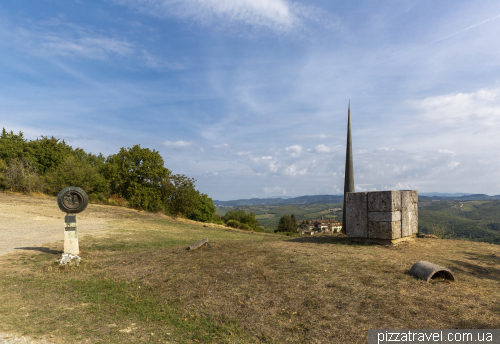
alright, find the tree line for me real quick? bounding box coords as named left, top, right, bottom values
left=0, top=128, right=217, bottom=222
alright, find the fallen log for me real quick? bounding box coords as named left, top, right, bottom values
left=188, top=238, right=209, bottom=250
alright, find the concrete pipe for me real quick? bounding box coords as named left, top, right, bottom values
left=409, top=261, right=456, bottom=283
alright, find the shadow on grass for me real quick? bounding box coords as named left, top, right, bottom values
left=14, top=247, right=62, bottom=255
left=285, top=235, right=352, bottom=245
left=449, top=259, right=500, bottom=281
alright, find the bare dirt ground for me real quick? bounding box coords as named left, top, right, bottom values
left=0, top=192, right=131, bottom=257
left=0, top=192, right=141, bottom=344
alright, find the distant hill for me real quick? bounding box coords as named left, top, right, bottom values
left=215, top=193, right=500, bottom=206
left=214, top=195, right=344, bottom=206
left=419, top=194, right=500, bottom=201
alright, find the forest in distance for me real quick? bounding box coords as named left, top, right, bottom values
left=216, top=199, right=500, bottom=245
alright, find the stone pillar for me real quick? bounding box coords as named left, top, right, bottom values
left=64, top=214, right=79, bottom=255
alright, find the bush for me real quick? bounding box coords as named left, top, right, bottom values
left=43, top=155, right=108, bottom=196
left=226, top=220, right=240, bottom=228
left=239, top=223, right=250, bottom=231
left=4, top=158, right=42, bottom=193
left=223, top=209, right=259, bottom=229
left=188, top=193, right=216, bottom=222
left=210, top=214, right=225, bottom=225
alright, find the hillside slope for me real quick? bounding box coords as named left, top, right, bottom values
left=0, top=193, right=499, bottom=344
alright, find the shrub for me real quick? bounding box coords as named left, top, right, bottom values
left=222, top=209, right=259, bottom=229
left=4, top=158, right=42, bottom=193
left=239, top=223, right=250, bottom=231
left=188, top=193, right=216, bottom=222
left=226, top=220, right=240, bottom=228
left=107, top=194, right=128, bottom=207
left=43, top=155, right=108, bottom=196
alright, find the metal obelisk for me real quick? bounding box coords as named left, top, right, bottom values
left=342, top=101, right=354, bottom=234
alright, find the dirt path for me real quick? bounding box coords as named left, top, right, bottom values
left=0, top=192, right=127, bottom=257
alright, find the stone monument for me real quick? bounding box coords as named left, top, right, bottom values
left=55, top=186, right=88, bottom=265
left=342, top=101, right=354, bottom=234
left=345, top=190, right=418, bottom=244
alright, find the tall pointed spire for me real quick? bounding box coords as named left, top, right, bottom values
left=342, top=100, right=355, bottom=234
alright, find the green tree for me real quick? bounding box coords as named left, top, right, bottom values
left=276, top=215, right=296, bottom=233
left=24, top=136, right=74, bottom=174
left=188, top=193, right=216, bottom=222
left=0, top=129, right=28, bottom=163
left=291, top=214, right=298, bottom=232
left=0, top=158, right=8, bottom=189
left=222, top=209, right=259, bottom=229
left=102, top=145, right=170, bottom=211
left=43, top=155, right=108, bottom=196
left=73, top=148, right=106, bottom=171
left=161, top=174, right=200, bottom=217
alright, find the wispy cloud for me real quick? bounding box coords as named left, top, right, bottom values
left=163, top=140, right=193, bottom=148
left=115, top=0, right=324, bottom=33
left=12, top=20, right=133, bottom=60
left=141, top=50, right=185, bottom=71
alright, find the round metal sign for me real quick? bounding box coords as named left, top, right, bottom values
left=57, top=186, right=89, bottom=214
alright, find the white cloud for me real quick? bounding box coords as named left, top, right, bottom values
left=163, top=140, right=193, bottom=148
left=284, top=164, right=307, bottom=176
left=285, top=144, right=302, bottom=157
left=115, top=0, right=300, bottom=32
left=141, top=50, right=185, bottom=71
left=237, top=151, right=251, bottom=156
left=263, top=186, right=286, bottom=194
left=314, top=144, right=343, bottom=154
left=414, top=87, right=500, bottom=128
left=251, top=156, right=278, bottom=174
left=213, top=143, right=230, bottom=148
left=292, top=133, right=333, bottom=140
left=13, top=20, right=134, bottom=60
left=438, top=149, right=456, bottom=156
left=39, top=35, right=133, bottom=60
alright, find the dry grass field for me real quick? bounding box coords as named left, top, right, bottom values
left=0, top=193, right=499, bottom=343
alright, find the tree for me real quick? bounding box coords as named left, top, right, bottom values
left=291, top=214, right=298, bottom=232
left=222, top=209, right=259, bottom=229
left=43, top=155, right=108, bottom=196
left=161, top=174, right=200, bottom=217
left=24, top=136, right=74, bottom=174
left=0, top=129, right=27, bottom=163
left=4, top=158, right=42, bottom=193
left=188, top=193, right=216, bottom=222
left=276, top=215, right=296, bottom=233
left=102, top=145, right=170, bottom=211
left=299, top=221, right=309, bottom=230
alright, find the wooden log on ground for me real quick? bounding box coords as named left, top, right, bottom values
left=188, top=238, right=209, bottom=250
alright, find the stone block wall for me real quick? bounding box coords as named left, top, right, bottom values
left=346, top=190, right=418, bottom=243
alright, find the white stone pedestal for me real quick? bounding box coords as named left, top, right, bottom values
left=58, top=214, right=81, bottom=265
left=64, top=214, right=79, bottom=255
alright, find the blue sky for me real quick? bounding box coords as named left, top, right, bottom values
left=2, top=0, right=500, bottom=200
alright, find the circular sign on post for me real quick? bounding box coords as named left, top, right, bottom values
left=57, top=186, right=89, bottom=214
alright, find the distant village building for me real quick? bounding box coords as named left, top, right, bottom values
left=296, top=216, right=342, bottom=234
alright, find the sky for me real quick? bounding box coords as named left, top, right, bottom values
left=1, top=0, right=500, bottom=200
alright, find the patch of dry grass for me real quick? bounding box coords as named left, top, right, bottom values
left=0, top=196, right=499, bottom=343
